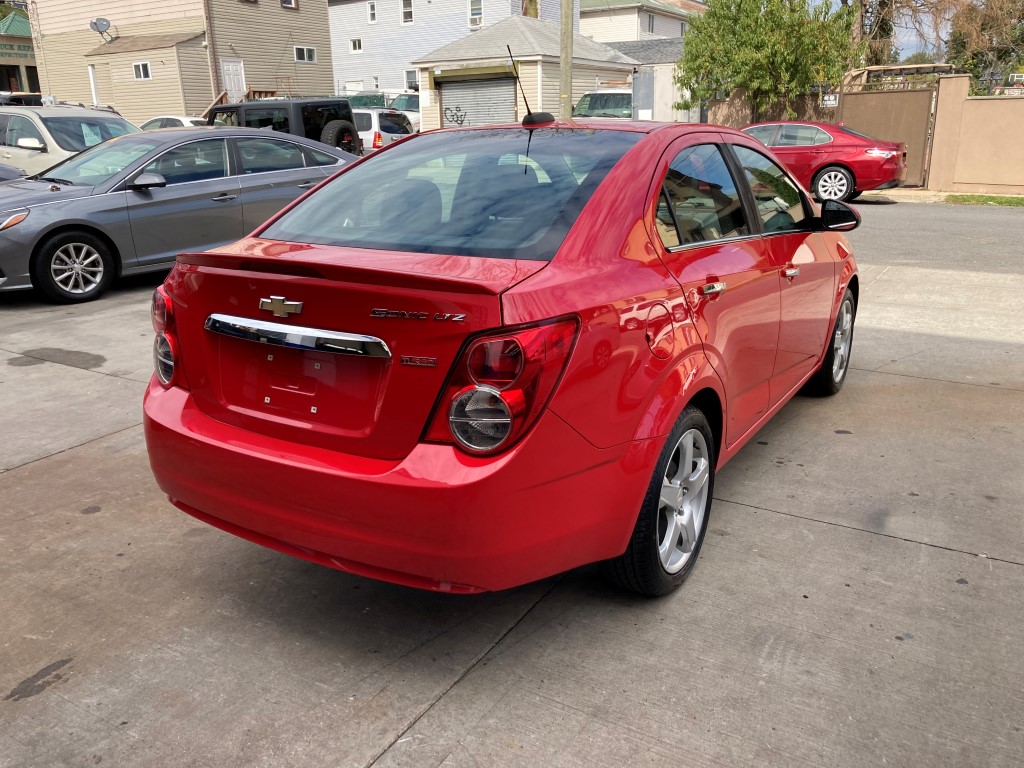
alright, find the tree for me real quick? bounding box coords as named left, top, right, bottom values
left=947, top=0, right=1024, bottom=89
left=902, top=50, right=938, bottom=63
left=674, top=0, right=862, bottom=120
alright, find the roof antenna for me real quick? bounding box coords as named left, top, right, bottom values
left=507, top=46, right=554, bottom=127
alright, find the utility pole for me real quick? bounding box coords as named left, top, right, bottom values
left=558, top=0, right=573, bottom=119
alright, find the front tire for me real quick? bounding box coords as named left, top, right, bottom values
left=813, top=166, right=855, bottom=202
left=805, top=288, right=856, bottom=396
left=602, top=406, right=715, bottom=596
left=32, top=231, right=115, bottom=303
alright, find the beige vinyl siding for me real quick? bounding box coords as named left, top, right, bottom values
left=35, top=17, right=204, bottom=109
left=176, top=38, right=214, bottom=116
left=579, top=9, right=638, bottom=43
left=572, top=66, right=630, bottom=102
left=516, top=62, right=539, bottom=120
left=103, top=47, right=185, bottom=124
left=208, top=0, right=333, bottom=97
left=541, top=61, right=560, bottom=114
left=418, top=66, right=440, bottom=131
left=32, top=0, right=204, bottom=36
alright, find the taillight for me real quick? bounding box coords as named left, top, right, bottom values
left=151, top=286, right=178, bottom=388
left=865, top=148, right=897, bottom=159
left=424, top=318, right=579, bottom=455
left=372, top=131, right=383, bottom=149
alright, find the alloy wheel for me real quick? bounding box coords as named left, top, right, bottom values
left=832, top=298, right=854, bottom=381
left=817, top=171, right=849, bottom=200
left=51, top=243, right=104, bottom=295
left=657, top=428, right=711, bottom=574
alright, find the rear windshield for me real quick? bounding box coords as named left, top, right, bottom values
left=261, top=128, right=642, bottom=261
left=379, top=112, right=412, bottom=134
left=41, top=115, right=139, bottom=151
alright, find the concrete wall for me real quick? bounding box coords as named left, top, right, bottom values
left=928, top=74, right=1024, bottom=195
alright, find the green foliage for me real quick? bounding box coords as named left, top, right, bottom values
left=674, top=0, right=862, bottom=120
left=947, top=0, right=1024, bottom=91
left=901, top=51, right=937, bottom=64
left=946, top=194, right=1024, bottom=206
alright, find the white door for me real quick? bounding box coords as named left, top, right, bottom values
left=440, top=79, right=516, bottom=127
left=221, top=57, right=246, bottom=102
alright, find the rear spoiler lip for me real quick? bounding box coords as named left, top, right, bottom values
left=175, top=244, right=547, bottom=297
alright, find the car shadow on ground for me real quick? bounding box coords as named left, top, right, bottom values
left=851, top=197, right=898, bottom=206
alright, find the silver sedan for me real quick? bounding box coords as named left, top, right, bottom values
left=0, top=127, right=356, bottom=302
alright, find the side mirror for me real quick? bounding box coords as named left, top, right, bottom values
left=820, top=199, right=861, bottom=232
left=16, top=137, right=45, bottom=151
left=130, top=172, right=167, bottom=190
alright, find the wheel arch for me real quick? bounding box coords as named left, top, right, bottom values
left=686, top=387, right=724, bottom=463
left=31, top=224, right=124, bottom=278
left=847, top=273, right=859, bottom=307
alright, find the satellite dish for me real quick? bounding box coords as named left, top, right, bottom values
left=89, top=18, right=111, bottom=34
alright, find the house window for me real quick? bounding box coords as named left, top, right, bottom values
left=1010, top=73, right=1024, bottom=83
left=350, top=38, right=362, bottom=53
left=294, top=46, right=316, bottom=63
left=468, top=0, right=482, bottom=27
left=681, top=21, right=686, bottom=35
left=405, top=69, right=418, bottom=89
left=132, top=62, right=151, bottom=80
left=402, top=0, right=413, bottom=24
left=368, top=1, right=376, bottom=22
left=647, top=14, right=655, bottom=33
left=372, top=76, right=379, bottom=89
left=281, top=0, right=298, bottom=7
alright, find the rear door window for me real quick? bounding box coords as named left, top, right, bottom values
left=775, top=125, right=820, bottom=147
left=354, top=112, right=372, bottom=132
left=210, top=109, right=238, bottom=127
left=657, top=143, right=749, bottom=246
left=242, top=108, right=289, bottom=132
left=237, top=137, right=306, bottom=173
left=261, top=128, right=642, bottom=261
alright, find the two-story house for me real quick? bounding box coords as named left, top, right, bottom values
left=579, top=0, right=701, bottom=43
left=327, top=0, right=580, bottom=95
left=28, top=0, right=334, bottom=124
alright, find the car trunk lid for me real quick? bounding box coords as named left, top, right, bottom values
left=169, top=238, right=545, bottom=460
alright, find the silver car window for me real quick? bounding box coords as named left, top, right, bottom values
left=39, top=136, right=162, bottom=185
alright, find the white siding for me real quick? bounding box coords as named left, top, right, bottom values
left=639, top=11, right=686, bottom=40
left=537, top=0, right=580, bottom=32
left=329, top=0, right=518, bottom=94
left=579, top=9, right=637, bottom=42
left=32, top=0, right=203, bottom=36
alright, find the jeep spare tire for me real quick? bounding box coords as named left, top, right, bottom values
left=321, top=120, right=361, bottom=155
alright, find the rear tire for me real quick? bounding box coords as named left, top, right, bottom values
left=320, top=120, right=361, bottom=155
left=601, top=405, right=715, bottom=596
left=813, top=166, right=855, bottom=202
left=32, top=230, right=115, bottom=303
left=805, top=288, right=856, bottom=396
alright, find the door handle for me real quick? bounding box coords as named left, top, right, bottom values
left=783, top=267, right=800, bottom=279
left=211, top=193, right=237, bottom=202
left=700, top=282, right=727, bottom=296
left=297, top=181, right=316, bottom=189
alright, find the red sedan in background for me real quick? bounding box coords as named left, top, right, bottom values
left=144, top=118, right=861, bottom=596
left=742, top=121, right=906, bottom=202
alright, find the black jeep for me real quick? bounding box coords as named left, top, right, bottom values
left=207, top=98, right=361, bottom=155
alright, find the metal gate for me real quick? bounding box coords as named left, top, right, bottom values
left=440, top=79, right=516, bottom=128
left=836, top=88, right=935, bottom=186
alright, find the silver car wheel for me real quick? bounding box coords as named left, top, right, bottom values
left=658, top=427, right=711, bottom=574
left=832, top=297, right=854, bottom=381
left=817, top=170, right=849, bottom=200
left=51, top=243, right=104, bottom=295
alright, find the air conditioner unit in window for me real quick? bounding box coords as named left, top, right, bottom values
left=469, top=16, right=482, bottom=28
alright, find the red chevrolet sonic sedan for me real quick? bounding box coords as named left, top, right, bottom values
left=741, top=121, right=906, bottom=202
left=144, top=119, right=860, bottom=596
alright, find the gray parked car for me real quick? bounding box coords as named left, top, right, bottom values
left=0, top=127, right=355, bottom=302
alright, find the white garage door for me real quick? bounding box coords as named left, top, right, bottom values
left=440, top=79, right=516, bottom=128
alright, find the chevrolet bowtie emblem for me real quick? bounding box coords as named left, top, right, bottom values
left=259, top=296, right=303, bottom=317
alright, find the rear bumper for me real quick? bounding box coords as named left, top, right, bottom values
left=143, top=381, right=657, bottom=592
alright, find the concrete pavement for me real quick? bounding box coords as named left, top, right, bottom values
left=1, top=203, right=1022, bottom=767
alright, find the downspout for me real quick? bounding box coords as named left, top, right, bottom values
left=203, top=0, right=222, bottom=97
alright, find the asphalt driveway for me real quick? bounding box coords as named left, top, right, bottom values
left=1, top=201, right=1022, bottom=767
